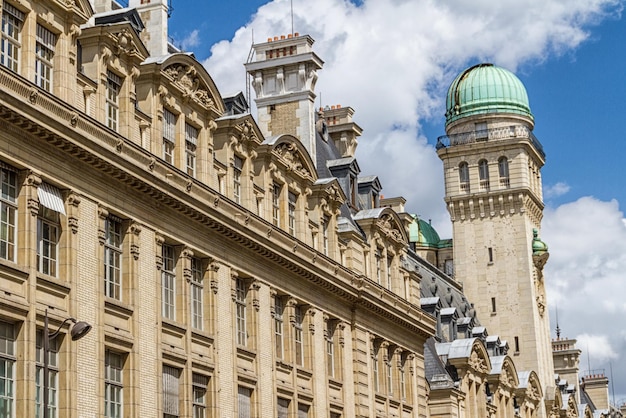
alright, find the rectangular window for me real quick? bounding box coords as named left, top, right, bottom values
left=233, top=156, right=243, bottom=204
left=162, top=109, right=176, bottom=164
left=105, top=351, right=124, bottom=418
left=104, top=216, right=123, bottom=300
left=237, top=386, right=251, bottom=418
left=326, top=320, right=335, bottom=378
left=372, top=348, right=379, bottom=393
left=35, top=24, right=56, bottom=91
left=0, top=322, right=15, bottom=418
left=190, top=257, right=203, bottom=330
left=386, top=256, right=393, bottom=291
left=0, top=165, right=17, bottom=262
left=375, top=251, right=382, bottom=285
left=288, top=191, right=297, bottom=235
left=235, top=278, right=247, bottom=346
left=294, top=305, right=304, bottom=367
left=297, top=403, right=309, bottom=418
left=162, top=365, right=180, bottom=418
left=488, top=247, right=493, bottom=263
left=0, top=3, right=23, bottom=72
left=272, top=184, right=281, bottom=227
left=491, top=297, right=497, bottom=313
left=274, top=296, right=284, bottom=359
left=37, top=207, right=60, bottom=277
left=277, top=398, right=290, bottom=418
left=185, top=124, right=198, bottom=177
left=322, top=216, right=329, bottom=256
left=162, top=244, right=176, bottom=320
left=386, top=360, right=393, bottom=396
left=515, top=336, right=520, bottom=353
left=36, top=330, right=59, bottom=418
left=400, top=364, right=406, bottom=399
left=106, top=71, right=121, bottom=131
left=192, top=374, right=208, bottom=418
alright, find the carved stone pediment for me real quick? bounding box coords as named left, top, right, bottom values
left=274, top=142, right=312, bottom=178
left=378, top=213, right=404, bottom=242
left=468, top=346, right=488, bottom=374
left=163, top=64, right=215, bottom=108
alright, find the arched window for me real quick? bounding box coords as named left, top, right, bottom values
left=459, top=162, right=469, bottom=192
left=478, top=159, right=490, bottom=190
left=498, top=157, right=510, bottom=187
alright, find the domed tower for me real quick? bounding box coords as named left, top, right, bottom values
left=437, top=64, right=555, bottom=406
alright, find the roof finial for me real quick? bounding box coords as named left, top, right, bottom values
left=555, top=304, right=561, bottom=339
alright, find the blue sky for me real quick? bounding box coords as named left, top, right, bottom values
left=167, top=0, right=626, bottom=404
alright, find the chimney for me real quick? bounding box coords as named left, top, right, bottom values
left=128, top=0, right=170, bottom=57
left=580, top=371, right=610, bottom=410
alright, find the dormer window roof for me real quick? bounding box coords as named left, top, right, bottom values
left=94, top=8, right=145, bottom=35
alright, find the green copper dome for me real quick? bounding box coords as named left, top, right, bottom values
left=409, top=216, right=442, bottom=248
left=445, top=63, right=533, bottom=126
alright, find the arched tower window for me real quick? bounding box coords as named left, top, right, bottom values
left=459, top=162, right=469, bottom=192
left=478, top=159, right=490, bottom=191
left=498, top=157, right=510, bottom=187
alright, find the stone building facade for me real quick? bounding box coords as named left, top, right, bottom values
left=0, top=1, right=618, bottom=418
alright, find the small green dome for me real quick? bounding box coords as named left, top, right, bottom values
left=409, top=216, right=441, bottom=248
left=445, top=63, right=533, bottom=126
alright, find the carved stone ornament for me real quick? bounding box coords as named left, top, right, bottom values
left=468, top=346, right=488, bottom=373
left=163, top=64, right=214, bottom=108
left=109, top=29, right=140, bottom=58
left=378, top=214, right=403, bottom=242
left=274, top=142, right=311, bottom=177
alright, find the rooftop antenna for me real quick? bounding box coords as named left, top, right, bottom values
left=245, top=29, right=255, bottom=112
left=610, top=362, right=616, bottom=407
left=586, top=342, right=591, bottom=375
left=290, top=0, right=294, bottom=36
left=167, top=0, right=174, bottom=18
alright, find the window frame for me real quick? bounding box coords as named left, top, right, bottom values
left=104, top=350, right=124, bottom=418
left=162, top=365, right=180, bottom=418
left=161, top=244, right=176, bottom=321
left=0, top=321, right=15, bottom=418
left=459, top=161, right=470, bottom=192
left=192, top=373, right=209, bottom=418
left=190, top=257, right=203, bottom=330
left=287, top=190, right=297, bottom=236
left=106, top=70, right=121, bottom=132
left=185, top=124, right=198, bottom=177
left=36, top=329, right=59, bottom=418
left=0, top=165, right=18, bottom=262
left=104, top=215, right=123, bottom=300
left=294, top=305, right=304, bottom=367
left=35, top=24, right=56, bottom=92
left=37, top=207, right=60, bottom=277
left=274, top=295, right=284, bottom=360
left=0, top=3, right=23, bottom=72
left=233, top=155, right=243, bottom=204
left=478, top=159, right=490, bottom=190
left=235, top=277, right=247, bottom=346
left=162, top=109, right=177, bottom=164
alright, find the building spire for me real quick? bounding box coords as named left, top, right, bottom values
left=555, top=304, right=561, bottom=339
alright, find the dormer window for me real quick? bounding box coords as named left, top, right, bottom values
left=185, top=124, right=198, bottom=177
left=106, top=71, right=122, bottom=132
left=162, top=109, right=176, bottom=164
left=288, top=191, right=297, bottom=235
left=35, top=24, right=56, bottom=92
left=233, top=156, right=243, bottom=204
left=271, top=183, right=281, bottom=227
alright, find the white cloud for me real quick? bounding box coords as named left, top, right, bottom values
left=544, top=182, right=571, bottom=199
left=203, top=0, right=621, bottom=236
left=543, top=197, right=626, bottom=388
left=203, top=0, right=626, bottom=395
left=180, top=29, right=200, bottom=51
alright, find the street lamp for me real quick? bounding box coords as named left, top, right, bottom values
left=43, top=309, right=91, bottom=418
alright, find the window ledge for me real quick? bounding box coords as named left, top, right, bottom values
left=104, top=298, right=134, bottom=319
left=36, top=273, right=71, bottom=298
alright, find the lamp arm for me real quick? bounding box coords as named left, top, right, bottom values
left=47, top=317, right=77, bottom=340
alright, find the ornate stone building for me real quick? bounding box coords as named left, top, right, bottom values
left=0, top=1, right=618, bottom=418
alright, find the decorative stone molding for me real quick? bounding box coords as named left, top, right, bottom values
left=65, top=192, right=81, bottom=234
left=25, top=172, right=42, bottom=217
left=154, top=234, right=165, bottom=270
left=129, top=222, right=141, bottom=260
left=163, top=64, right=214, bottom=108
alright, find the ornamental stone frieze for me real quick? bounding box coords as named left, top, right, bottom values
left=274, top=142, right=311, bottom=178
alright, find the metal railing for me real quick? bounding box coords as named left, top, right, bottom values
left=436, top=125, right=545, bottom=159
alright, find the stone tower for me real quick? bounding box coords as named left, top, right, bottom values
left=436, top=64, right=555, bottom=401
left=245, top=34, right=324, bottom=162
